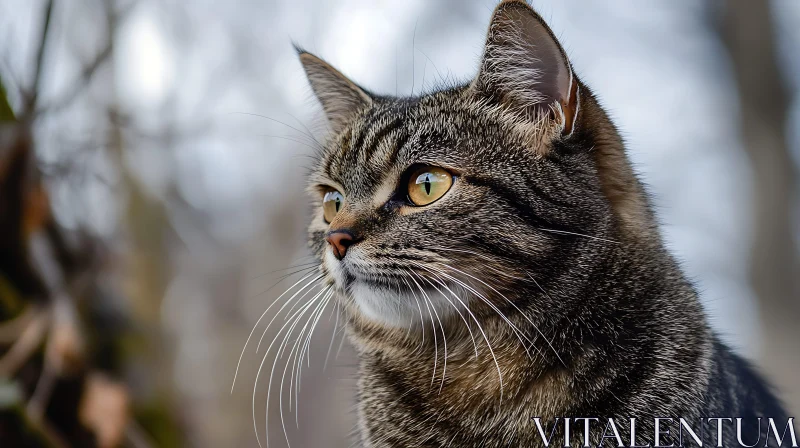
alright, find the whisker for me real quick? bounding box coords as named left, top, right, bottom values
left=251, top=286, right=326, bottom=448
left=411, top=273, right=468, bottom=394
left=432, top=267, right=535, bottom=353
left=407, top=271, right=440, bottom=387
left=323, top=298, right=342, bottom=371
left=426, top=295, right=447, bottom=393
left=248, top=258, right=318, bottom=281
left=277, top=291, right=331, bottom=447
left=232, top=271, right=321, bottom=393
left=300, top=288, right=333, bottom=380
left=405, top=270, right=450, bottom=393
left=410, top=266, right=504, bottom=400
left=257, top=286, right=331, bottom=448
left=538, top=227, right=619, bottom=244
left=258, top=134, right=323, bottom=152
left=410, top=264, right=478, bottom=358
left=252, top=265, right=320, bottom=293
left=400, top=275, right=428, bottom=354
left=335, top=323, right=347, bottom=360
left=230, top=111, right=325, bottom=151
left=285, top=111, right=326, bottom=151
left=291, top=290, right=332, bottom=429
left=439, top=263, right=566, bottom=368
left=255, top=275, right=325, bottom=352
left=430, top=246, right=524, bottom=280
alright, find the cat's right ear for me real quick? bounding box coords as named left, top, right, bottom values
left=296, top=47, right=373, bottom=134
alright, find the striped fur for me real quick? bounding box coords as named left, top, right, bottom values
left=299, top=1, right=789, bottom=446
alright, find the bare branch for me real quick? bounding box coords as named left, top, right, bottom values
left=0, top=305, right=36, bottom=343
left=35, top=41, right=112, bottom=117
left=24, top=0, right=55, bottom=117
left=0, top=307, right=51, bottom=377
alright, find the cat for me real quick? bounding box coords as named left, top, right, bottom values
left=297, top=1, right=791, bottom=446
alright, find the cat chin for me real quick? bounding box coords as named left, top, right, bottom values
left=347, top=280, right=465, bottom=329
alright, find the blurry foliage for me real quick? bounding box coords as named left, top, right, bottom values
left=134, top=401, right=182, bottom=448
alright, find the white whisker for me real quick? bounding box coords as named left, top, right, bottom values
left=433, top=267, right=534, bottom=354
left=291, top=290, right=332, bottom=428
left=410, top=264, right=478, bottom=358
left=278, top=292, right=331, bottom=446
left=406, top=270, right=449, bottom=394
left=538, top=227, right=619, bottom=244
left=252, top=284, right=330, bottom=448
left=270, top=288, right=329, bottom=447
left=232, top=271, right=321, bottom=393
left=400, top=275, right=428, bottom=354
left=323, top=298, right=342, bottom=371
left=439, top=263, right=566, bottom=368
left=410, top=266, right=504, bottom=400
left=255, top=275, right=325, bottom=352
left=431, top=246, right=523, bottom=280
left=407, top=271, right=440, bottom=387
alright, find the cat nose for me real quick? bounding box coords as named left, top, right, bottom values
left=326, top=230, right=357, bottom=260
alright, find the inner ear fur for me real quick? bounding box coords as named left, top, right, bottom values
left=472, top=0, right=579, bottom=137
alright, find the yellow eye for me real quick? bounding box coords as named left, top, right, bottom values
left=407, top=166, right=453, bottom=206
left=322, top=190, right=344, bottom=223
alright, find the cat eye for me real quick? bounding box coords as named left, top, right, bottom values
left=407, top=166, right=453, bottom=206
left=322, top=189, right=344, bottom=223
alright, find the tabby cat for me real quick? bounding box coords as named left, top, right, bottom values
left=297, top=1, right=790, bottom=446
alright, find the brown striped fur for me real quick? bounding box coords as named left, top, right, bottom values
left=297, top=1, right=789, bottom=446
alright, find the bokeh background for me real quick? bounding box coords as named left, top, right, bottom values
left=1, top=0, right=798, bottom=446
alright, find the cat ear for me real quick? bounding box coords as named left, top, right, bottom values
left=472, top=0, right=579, bottom=136
left=296, top=48, right=373, bottom=134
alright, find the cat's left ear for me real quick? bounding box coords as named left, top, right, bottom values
left=296, top=48, right=373, bottom=134
left=471, top=0, right=579, bottom=136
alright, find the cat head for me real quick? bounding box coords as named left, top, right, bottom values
left=299, top=0, right=650, bottom=330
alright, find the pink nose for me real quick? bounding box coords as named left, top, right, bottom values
left=326, top=231, right=355, bottom=260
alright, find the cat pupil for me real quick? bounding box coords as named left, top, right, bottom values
left=335, top=198, right=340, bottom=211
left=424, top=175, right=431, bottom=195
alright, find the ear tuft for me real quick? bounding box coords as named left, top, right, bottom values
left=472, top=1, right=578, bottom=136
left=297, top=49, right=373, bottom=135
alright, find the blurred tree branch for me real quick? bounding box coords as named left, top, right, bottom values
left=35, top=42, right=112, bottom=118
left=721, top=0, right=800, bottom=414
left=0, top=80, right=14, bottom=122
left=1, top=0, right=183, bottom=446
left=24, top=0, right=54, bottom=120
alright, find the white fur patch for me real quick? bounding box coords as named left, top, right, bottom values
left=349, top=281, right=462, bottom=328
left=325, top=248, right=466, bottom=328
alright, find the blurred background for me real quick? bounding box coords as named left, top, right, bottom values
left=0, top=0, right=798, bottom=446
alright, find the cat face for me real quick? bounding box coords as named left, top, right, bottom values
left=301, top=0, right=637, bottom=329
